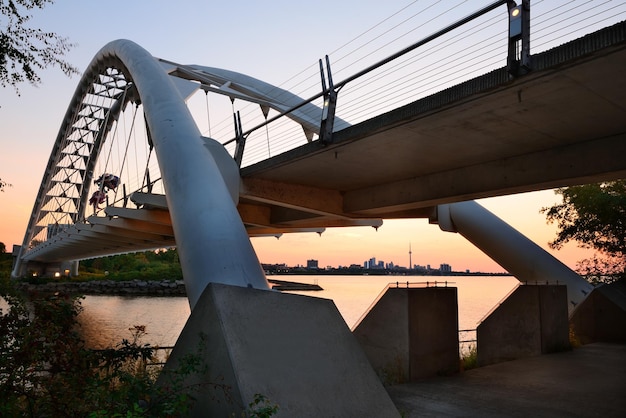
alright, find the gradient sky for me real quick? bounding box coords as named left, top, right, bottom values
left=1, top=0, right=611, bottom=273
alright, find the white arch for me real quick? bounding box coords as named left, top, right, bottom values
left=103, top=40, right=272, bottom=308
left=13, top=39, right=272, bottom=309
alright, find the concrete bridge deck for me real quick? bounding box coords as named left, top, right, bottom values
left=241, top=21, right=626, bottom=228
left=388, top=343, right=626, bottom=417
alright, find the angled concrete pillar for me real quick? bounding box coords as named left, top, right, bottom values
left=432, top=201, right=594, bottom=315
left=158, top=284, right=399, bottom=417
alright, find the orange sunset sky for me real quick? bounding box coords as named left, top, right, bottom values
left=2, top=0, right=610, bottom=273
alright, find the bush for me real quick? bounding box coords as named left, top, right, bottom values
left=0, top=280, right=183, bottom=416
left=460, top=344, right=478, bottom=371
left=0, top=277, right=278, bottom=417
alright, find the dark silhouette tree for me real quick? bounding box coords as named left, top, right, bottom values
left=542, top=180, right=626, bottom=283
left=1, top=0, right=79, bottom=93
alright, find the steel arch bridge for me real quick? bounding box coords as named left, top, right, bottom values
left=11, top=39, right=350, bottom=308
left=12, top=28, right=601, bottom=313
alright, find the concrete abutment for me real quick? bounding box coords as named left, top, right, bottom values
left=352, top=286, right=460, bottom=383
left=157, top=283, right=399, bottom=417
left=477, top=284, right=570, bottom=367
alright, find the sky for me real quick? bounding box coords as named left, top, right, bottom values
left=1, top=0, right=619, bottom=273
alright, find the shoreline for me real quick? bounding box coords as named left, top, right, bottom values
left=14, top=277, right=323, bottom=296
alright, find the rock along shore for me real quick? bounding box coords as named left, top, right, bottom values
left=16, top=279, right=187, bottom=296
left=15, top=278, right=322, bottom=296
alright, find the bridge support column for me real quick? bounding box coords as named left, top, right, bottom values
left=477, top=284, right=570, bottom=366
left=158, top=283, right=399, bottom=417
left=431, top=201, right=594, bottom=314
left=353, top=286, right=459, bottom=383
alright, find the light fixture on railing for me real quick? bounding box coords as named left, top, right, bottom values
left=507, top=0, right=531, bottom=76
left=509, top=5, right=523, bottom=40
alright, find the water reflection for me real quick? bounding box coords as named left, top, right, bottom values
left=78, top=295, right=190, bottom=349
left=76, top=275, right=518, bottom=349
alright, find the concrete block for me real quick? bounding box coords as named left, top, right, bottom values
left=353, top=286, right=459, bottom=383
left=570, top=281, right=626, bottom=344
left=477, top=284, right=569, bottom=366
left=539, top=285, right=570, bottom=352
left=157, top=283, right=399, bottom=417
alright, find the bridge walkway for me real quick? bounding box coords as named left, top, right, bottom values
left=388, top=343, right=626, bottom=417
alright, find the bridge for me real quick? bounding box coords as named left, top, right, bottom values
left=11, top=1, right=625, bottom=312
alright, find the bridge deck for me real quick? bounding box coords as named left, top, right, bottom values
left=240, top=22, right=626, bottom=231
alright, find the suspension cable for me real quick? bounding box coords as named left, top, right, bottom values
left=114, top=102, right=139, bottom=203
left=205, top=90, right=212, bottom=137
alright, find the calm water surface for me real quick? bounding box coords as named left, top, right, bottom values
left=78, top=275, right=519, bottom=349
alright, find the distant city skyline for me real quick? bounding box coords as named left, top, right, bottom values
left=269, top=254, right=496, bottom=274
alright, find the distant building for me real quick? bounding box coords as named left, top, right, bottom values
left=307, top=259, right=319, bottom=269
left=440, top=263, right=452, bottom=273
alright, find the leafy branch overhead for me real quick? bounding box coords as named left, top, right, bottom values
left=542, top=180, right=626, bottom=283
left=0, top=0, right=79, bottom=93
left=0, top=177, right=10, bottom=191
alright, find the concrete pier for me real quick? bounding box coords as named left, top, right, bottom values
left=353, top=286, right=459, bottom=383
left=477, top=284, right=570, bottom=366
left=158, top=283, right=399, bottom=417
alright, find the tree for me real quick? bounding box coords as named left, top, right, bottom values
left=542, top=180, right=626, bottom=283
left=0, top=177, right=9, bottom=191
left=1, top=0, right=79, bottom=93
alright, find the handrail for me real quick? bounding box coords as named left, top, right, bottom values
left=225, top=0, right=515, bottom=155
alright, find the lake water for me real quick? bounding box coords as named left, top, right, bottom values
left=77, top=275, right=519, bottom=351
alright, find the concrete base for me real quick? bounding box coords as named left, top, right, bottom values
left=570, top=281, right=626, bottom=344
left=353, top=286, right=459, bottom=383
left=477, top=285, right=570, bottom=367
left=157, top=283, right=399, bottom=417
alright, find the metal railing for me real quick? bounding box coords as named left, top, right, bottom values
left=222, top=0, right=524, bottom=167
left=211, top=0, right=624, bottom=168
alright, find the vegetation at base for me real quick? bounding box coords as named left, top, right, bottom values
left=0, top=275, right=279, bottom=416
left=1, top=246, right=184, bottom=283
left=78, top=249, right=183, bottom=282
left=542, top=180, right=626, bottom=285
left=460, top=345, right=478, bottom=371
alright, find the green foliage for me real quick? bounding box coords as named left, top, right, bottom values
left=0, top=250, right=11, bottom=273
left=0, top=280, right=191, bottom=416
left=460, top=344, right=478, bottom=371
left=0, top=278, right=278, bottom=417
left=0, top=177, right=10, bottom=191
left=1, top=0, right=79, bottom=93
left=79, top=249, right=182, bottom=281
left=246, top=394, right=279, bottom=418
left=543, top=181, right=626, bottom=283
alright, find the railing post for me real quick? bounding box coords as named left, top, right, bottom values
left=507, top=0, right=531, bottom=76
left=319, top=55, right=337, bottom=144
